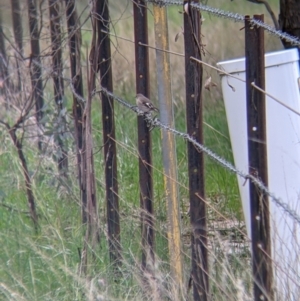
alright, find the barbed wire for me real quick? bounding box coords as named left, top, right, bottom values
left=98, top=87, right=300, bottom=227
left=99, top=28, right=300, bottom=118
left=145, top=0, right=300, bottom=46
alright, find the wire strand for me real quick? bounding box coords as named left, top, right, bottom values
left=144, top=0, right=300, bottom=46
left=100, top=88, right=300, bottom=227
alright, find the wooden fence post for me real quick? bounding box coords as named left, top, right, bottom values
left=153, top=4, right=183, bottom=299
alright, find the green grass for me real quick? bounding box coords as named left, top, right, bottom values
left=0, top=90, right=243, bottom=300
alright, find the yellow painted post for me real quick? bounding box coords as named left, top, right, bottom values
left=153, top=5, right=183, bottom=299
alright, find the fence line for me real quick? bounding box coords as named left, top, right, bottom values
left=99, top=88, right=300, bottom=227
left=68, top=61, right=300, bottom=230
left=3, top=1, right=300, bottom=300
left=146, top=0, right=300, bottom=46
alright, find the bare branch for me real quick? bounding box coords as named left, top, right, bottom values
left=246, top=0, right=279, bottom=30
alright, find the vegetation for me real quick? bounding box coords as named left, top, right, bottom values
left=0, top=0, right=285, bottom=300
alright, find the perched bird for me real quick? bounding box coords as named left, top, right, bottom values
left=136, top=93, right=159, bottom=114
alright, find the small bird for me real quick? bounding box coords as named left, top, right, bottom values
left=136, top=93, right=159, bottom=114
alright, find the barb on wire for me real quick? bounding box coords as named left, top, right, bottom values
left=100, top=87, right=300, bottom=226
left=64, top=77, right=87, bottom=104
left=144, top=0, right=300, bottom=46
left=250, top=18, right=300, bottom=46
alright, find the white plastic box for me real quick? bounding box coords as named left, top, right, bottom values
left=218, top=49, right=300, bottom=299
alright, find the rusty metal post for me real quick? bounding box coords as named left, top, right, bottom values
left=133, top=1, right=155, bottom=270
left=153, top=5, right=183, bottom=298
left=11, top=0, right=23, bottom=92
left=49, top=0, right=68, bottom=176
left=0, top=10, right=10, bottom=97
left=11, top=0, right=23, bottom=53
left=183, top=1, right=209, bottom=300
left=27, top=0, right=44, bottom=150
left=97, top=0, right=121, bottom=267
left=65, top=0, right=85, bottom=223
left=245, top=15, right=273, bottom=301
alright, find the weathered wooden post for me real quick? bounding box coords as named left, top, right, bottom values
left=153, top=4, right=183, bottom=299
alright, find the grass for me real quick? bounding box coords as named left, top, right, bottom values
left=0, top=0, right=285, bottom=300
left=0, top=93, right=246, bottom=300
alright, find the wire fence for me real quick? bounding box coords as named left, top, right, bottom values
left=1, top=1, right=300, bottom=301
left=103, top=1, right=300, bottom=300
left=100, top=88, right=300, bottom=227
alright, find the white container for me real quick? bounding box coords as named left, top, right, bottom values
left=218, top=49, right=300, bottom=299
